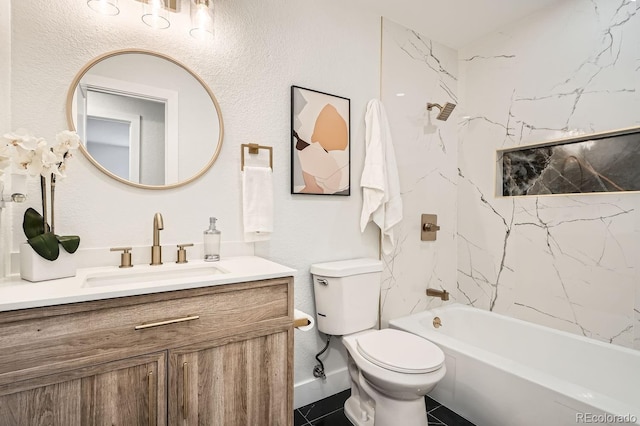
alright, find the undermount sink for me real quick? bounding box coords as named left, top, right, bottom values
left=83, top=264, right=228, bottom=288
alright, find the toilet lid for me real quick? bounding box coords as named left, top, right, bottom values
left=356, top=329, right=444, bottom=374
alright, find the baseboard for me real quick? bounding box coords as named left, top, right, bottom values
left=294, top=367, right=350, bottom=409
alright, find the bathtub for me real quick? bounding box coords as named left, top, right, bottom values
left=389, top=303, right=640, bottom=426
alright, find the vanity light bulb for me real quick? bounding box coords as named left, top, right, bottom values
left=190, top=0, right=214, bottom=40
left=142, top=0, right=170, bottom=29
left=87, top=0, right=120, bottom=16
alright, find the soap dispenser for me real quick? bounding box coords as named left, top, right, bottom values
left=203, top=217, right=221, bottom=262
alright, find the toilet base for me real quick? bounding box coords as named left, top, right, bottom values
left=344, top=388, right=429, bottom=426
left=344, top=396, right=374, bottom=426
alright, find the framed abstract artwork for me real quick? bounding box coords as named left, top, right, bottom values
left=498, top=126, right=640, bottom=196
left=291, top=86, right=350, bottom=195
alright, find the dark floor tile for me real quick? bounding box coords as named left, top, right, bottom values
left=294, top=409, right=310, bottom=426
left=425, top=395, right=442, bottom=412
left=310, top=409, right=352, bottom=426
left=428, top=413, right=447, bottom=425
left=430, top=405, right=475, bottom=426
left=297, top=389, right=351, bottom=421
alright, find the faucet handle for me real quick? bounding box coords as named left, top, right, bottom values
left=176, top=243, right=194, bottom=264
left=110, top=247, right=133, bottom=268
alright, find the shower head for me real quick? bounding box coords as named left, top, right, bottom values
left=426, top=102, right=456, bottom=121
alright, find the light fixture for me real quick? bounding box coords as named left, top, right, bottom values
left=142, top=0, right=170, bottom=29
left=190, top=0, right=214, bottom=40
left=87, top=0, right=120, bottom=16
left=87, top=0, right=214, bottom=39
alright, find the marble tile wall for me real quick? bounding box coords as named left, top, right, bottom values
left=379, top=18, right=459, bottom=326
left=458, top=0, right=640, bottom=349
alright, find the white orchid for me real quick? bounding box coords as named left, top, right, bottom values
left=52, top=130, right=80, bottom=178
left=13, top=139, right=63, bottom=178
left=53, top=130, right=81, bottom=156
left=3, top=129, right=78, bottom=178
left=2, top=128, right=81, bottom=260
left=2, top=129, right=41, bottom=151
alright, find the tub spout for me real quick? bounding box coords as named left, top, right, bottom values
left=426, top=288, right=449, bottom=301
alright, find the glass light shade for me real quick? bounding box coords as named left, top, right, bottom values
left=87, top=0, right=120, bottom=16
left=190, top=0, right=214, bottom=40
left=142, top=0, right=170, bottom=29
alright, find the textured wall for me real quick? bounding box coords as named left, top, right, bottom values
left=379, top=18, right=459, bottom=325
left=0, top=1, right=11, bottom=277
left=458, top=0, right=640, bottom=349
left=8, top=0, right=379, bottom=400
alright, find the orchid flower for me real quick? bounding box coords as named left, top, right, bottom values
left=2, top=129, right=41, bottom=151
left=2, top=128, right=81, bottom=261
left=53, top=130, right=81, bottom=157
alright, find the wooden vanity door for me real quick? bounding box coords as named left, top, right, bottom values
left=169, top=329, right=292, bottom=426
left=0, top=352, right=167, bottom=426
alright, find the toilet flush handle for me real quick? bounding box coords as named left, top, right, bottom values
left=317, top=278, right=328, bottom=286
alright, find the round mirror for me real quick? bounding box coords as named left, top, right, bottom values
left=66, top=49, right=223, bottom=189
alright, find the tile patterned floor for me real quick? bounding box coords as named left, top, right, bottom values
left=294, top=390, right=476, bottom=426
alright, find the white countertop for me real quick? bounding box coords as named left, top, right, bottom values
left=0, top=256, right=295, bottom=312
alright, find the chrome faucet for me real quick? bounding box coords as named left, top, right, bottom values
left=426, top=288, right=449, bottom=301
left=151, top=212, right=164, bottom=265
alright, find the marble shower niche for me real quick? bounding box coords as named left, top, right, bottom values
left=499, top=127, right=640, bottom=197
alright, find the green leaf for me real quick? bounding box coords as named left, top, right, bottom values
left=27, top=232, right=60, bottom=261
left=23, top=207, right=45, bottom=239
left=57, top=235, right=80, bottom=254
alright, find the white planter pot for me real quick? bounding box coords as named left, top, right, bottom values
left=20, top=242, right=77, bottom=282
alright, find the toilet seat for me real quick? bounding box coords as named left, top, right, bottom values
left=356, top=329, right=444, bottom=374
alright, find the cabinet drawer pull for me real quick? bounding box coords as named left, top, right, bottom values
left=134, top=315, right=200, bottom=330
left=148, top=371, right=154, bottom=426
left=183, top=362, right=189, bottom=420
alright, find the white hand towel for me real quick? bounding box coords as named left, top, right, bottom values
left=360, top=99, right=403, bottom=254
left=242, top=166, right=274, bottom=242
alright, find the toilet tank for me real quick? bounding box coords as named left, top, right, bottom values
left=310, top=258, right=383, bottom=336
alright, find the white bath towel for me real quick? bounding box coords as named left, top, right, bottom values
left=242, top=166, right=274, bottom=242
left=360, top=99, right=403, bottom=254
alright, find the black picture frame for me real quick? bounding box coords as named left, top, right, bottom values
left=291, top=85, right=351, bottom=196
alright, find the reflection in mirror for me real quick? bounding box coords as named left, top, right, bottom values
left=67, top=50, right=223, bottom=189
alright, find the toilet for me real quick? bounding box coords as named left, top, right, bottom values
left=311, top=258, right=446, bottom=426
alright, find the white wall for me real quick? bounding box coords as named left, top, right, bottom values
left=7, top=0, right=380, bottom=405
left=458, top=0, right=640, bottom=349
left=0, top=0, right=10, bottom=277
left=379, top=18, right=459, bottom=325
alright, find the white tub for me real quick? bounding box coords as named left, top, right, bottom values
left=390, top=303, right=640, bottom=426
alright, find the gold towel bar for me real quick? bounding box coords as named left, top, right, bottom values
left=293, top=317, right=310, bottom=328
left=241, top=143, right=273, bottom=171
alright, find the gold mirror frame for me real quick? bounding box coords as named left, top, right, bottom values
left=65, top=49, right=224, bottom=190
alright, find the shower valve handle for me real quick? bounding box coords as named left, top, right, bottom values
left=423, top=223, right=440, bottom=232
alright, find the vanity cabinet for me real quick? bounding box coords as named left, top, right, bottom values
left=0, top=352, right=166, bottom=426
left=0, top=277, right=293, bottom=426
left=170, top=329, right=289, bottom=425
